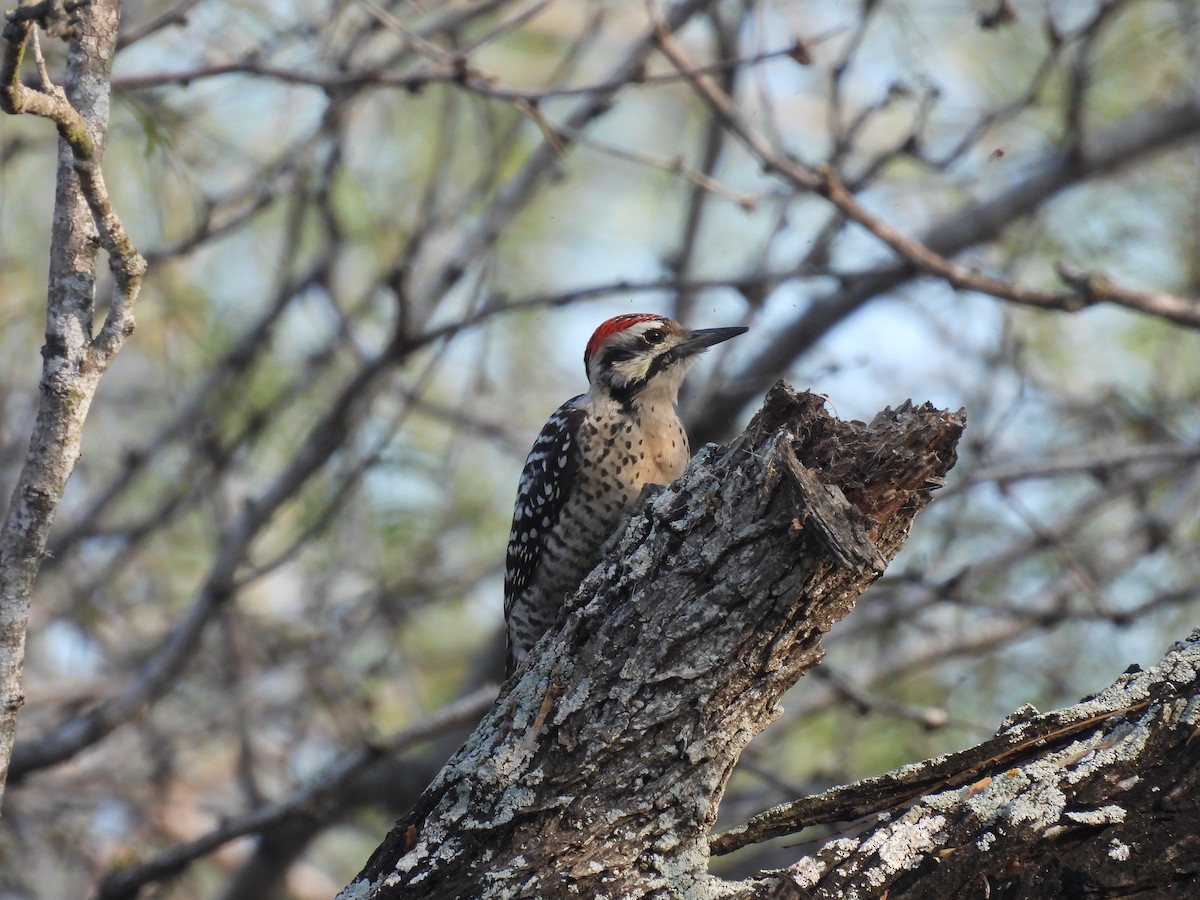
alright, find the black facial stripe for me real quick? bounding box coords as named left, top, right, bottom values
left=608, top=378, right=641, bottom=413
left=642, top=346, right=679, bottom=383
left=599, top=345, right=639, bottom=367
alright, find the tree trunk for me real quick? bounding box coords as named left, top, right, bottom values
left=340, top=384, right=964, bottom=897
left=342, top=384, right=1200, bottom=898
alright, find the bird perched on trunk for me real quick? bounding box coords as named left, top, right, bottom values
left=503, top=313, right=747, bottom=675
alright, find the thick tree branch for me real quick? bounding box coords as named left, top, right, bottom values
left=711, top=699, right=1153, bottom=857
left=340, top=384, right=963, bottom=898
left=721, top=631, right=1200, bottom=898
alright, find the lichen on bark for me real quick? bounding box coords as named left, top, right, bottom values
left=341, top=384, right=964, bottom=899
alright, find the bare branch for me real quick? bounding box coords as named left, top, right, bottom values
left=651, top=17, right=1200, bottom=331
left=0, top=0, right=144, bottom=810
left=692, top=93, right=1200, bottom=444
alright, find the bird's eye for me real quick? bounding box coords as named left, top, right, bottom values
left=643, top=328, right=666, bottom=346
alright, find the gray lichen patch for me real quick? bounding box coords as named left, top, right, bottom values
left=789, top=853, right=828, bottom=888
left=963, top=759, right=1067, bottom=830
left=551, top=674, right=594, bottom=726
left=334, top=878, right=373, bottom=900
left=858, top=810, right=947, bottom=885
left=1064, top=805, right=1126, bottom=826
left=1176, top=694, right=1200, bottom=726
left=651, top=844, right=751, bottom=900
left=1108, top=838, right=1132, bottom=861
left=472, top=784, right=537, bottom=828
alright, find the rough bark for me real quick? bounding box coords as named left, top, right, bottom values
left=342, top=384, right=1200, bottom=899
left=0, top=0, right=144, bottom=810
left=711, top=631, right=1200, bottom=898
left=340, top=384, right=964, bottom=898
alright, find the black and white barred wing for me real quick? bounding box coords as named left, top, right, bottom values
left=504, top=398, right=587, bottom=616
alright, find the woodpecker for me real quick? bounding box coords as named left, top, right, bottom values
left=503, top=313, right=747, bottom=675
